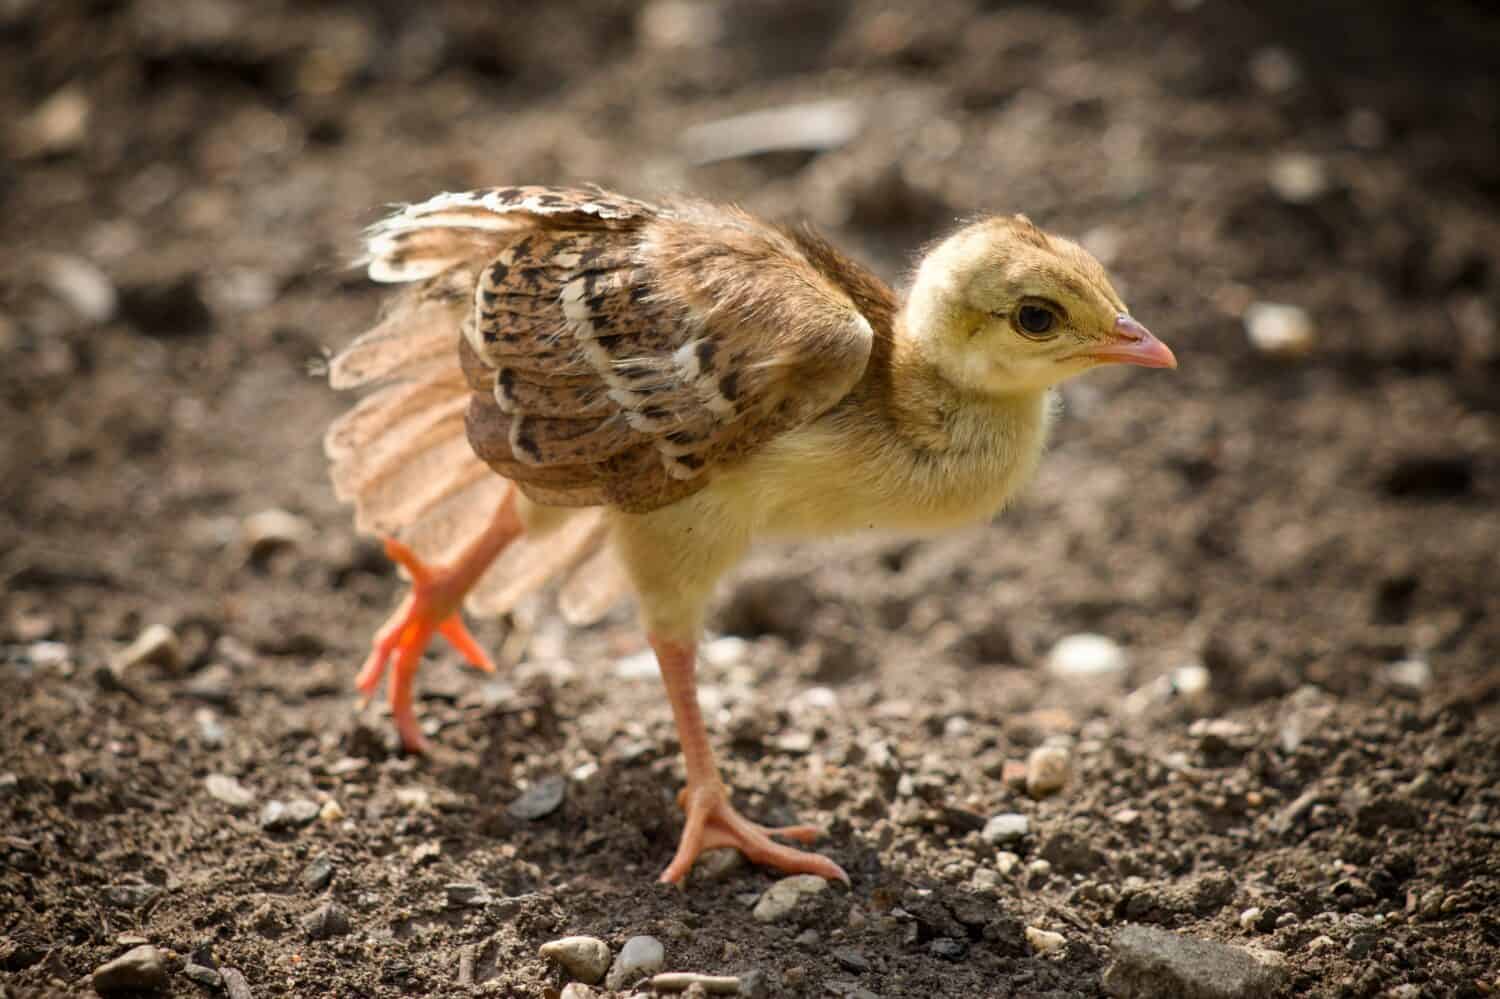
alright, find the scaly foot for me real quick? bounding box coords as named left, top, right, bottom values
left=659, top=781, right=848, bottom=884
left=355, top=537, right=495, bottom=753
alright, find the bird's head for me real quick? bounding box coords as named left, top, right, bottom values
left=905, top=214, right=1175, bottom=396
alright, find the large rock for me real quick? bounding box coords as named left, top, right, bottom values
left=1103, top=925, right=1285, bottom=998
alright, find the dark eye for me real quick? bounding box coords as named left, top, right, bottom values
left=1016, top=304, right=1056, bottom=336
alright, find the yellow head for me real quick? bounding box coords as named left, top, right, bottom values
left=905, top=215, right=1175, bottom=395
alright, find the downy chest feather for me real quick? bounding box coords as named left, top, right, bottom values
left=715, top=389, right=1055, bottom=538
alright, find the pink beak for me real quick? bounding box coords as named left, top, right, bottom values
left=1090, top=315, right=1177, bottom=369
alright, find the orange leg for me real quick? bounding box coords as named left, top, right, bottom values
left=355, top=494, right=524, bottom=753
left=650, top=635, right=848, bottom=885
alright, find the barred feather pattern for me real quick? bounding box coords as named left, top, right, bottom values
left=324, top=189, right=638, bottom=623
left=454, top=192, right=879, bottom=514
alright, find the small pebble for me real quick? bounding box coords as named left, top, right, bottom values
left=221, top=967, right=253, bottom=999
left=393, top=786, right=431, bottom=810
left=995, top=851, right=1022, bottom=876
left=981, top=812, right=1030, bottom=845
left=1381, top=659, right=1432, bottom=696
left=614, top=649, right=659, bottom=679
left=1244, top=302, right=1314, bottom=359
left=1046, top=633, right=1127, bottom=678
left=738, top=969, right=772, bottom=999
left=560, top=985, right=600, bottom=999
left=1112, top=808, right=1141, bottom=827
left=929, top=938, right=967, bottom=961
left=301, top=855, right=335, bottom=892
left=92, top=945, right=167, bottom=993
left=793, top=928, right=820, bottom=947
left=1268, top=153, right=1328, bottom=203
left=508, top=775, right=566, bottom=820
left=832, top=947, right=871, bottom=973
left=194, top=708, right=226, bottom=747
left=260, top=798, right=319, bottom=831
left=1248, top=46, right=1301, bottom=94
left=301, top=901, right=351, bottom=939
left=19, top=86, right=90, bottom=156
left=112, top=624, right=182, bottom=674
left=319, top=799, right=345, bottom=823
left=42, top=254, right=117, bottom=323
left=183, top=963, right=223, bottom=988
left=1026, top=859, right=1053, bottom=885
left=240, top=509, right=312, bottom=559
left=1239, top=906, right=1263, bottom=931
left=205, top=774, right=255, bottom=810
left=606, top=935, right=666, bottom=990
left=446, top=882, right=493, bottom=908
left=1026, top=926, right=1066, bottom=955
left=753, top=875, right=829, bottom=923
left=691, top=846, right=746, bottom=883
left=540, top=935, right=611, bottom=985
left=1026, top=745, right=1071, bottom=798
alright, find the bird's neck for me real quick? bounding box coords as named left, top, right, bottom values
left=855, top=310, right=1049, bottom=456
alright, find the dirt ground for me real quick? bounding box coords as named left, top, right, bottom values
left=3, top=1, right=1499, bottom=996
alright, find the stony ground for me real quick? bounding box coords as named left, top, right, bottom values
left=3, top=1, right=1499, bottom=997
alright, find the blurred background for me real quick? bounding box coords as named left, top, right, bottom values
left=2, top=1, right=1498, bottom=995
left=4, top=0, right=1495, bottom=704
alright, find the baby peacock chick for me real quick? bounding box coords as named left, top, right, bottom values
left=324, top=186, right=1174, bottom=884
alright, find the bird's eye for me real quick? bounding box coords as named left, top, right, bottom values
left=1015, top=304, right=1056, bottom=337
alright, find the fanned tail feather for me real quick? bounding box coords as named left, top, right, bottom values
left=326, top=201, right=628, bottom=630
left=467, top=509, right=610, bottom=617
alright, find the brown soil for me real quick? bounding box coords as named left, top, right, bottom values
left=3, top=2, right=1498, bottom=997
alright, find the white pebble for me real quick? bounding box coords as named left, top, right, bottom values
left=605, top=935, right=665, bottom=990
left=1045, top=633, right=1127, bottom=679
left=42, top=254, right=117, bottom=323
left=981, top=813, right=1030, bottom=845
left=995, top=851, right=1022, bottom=876
left=1172, top=663, right=1212, bottom=698
left=1025, top=926, right=1066, bottom=955
left=701, top=635, right=750, bottom=667
left=1268, top=153, right=1328, bottom=203
left=540, top=936, right=611, bottom=985
left=1381, top=658, right=1432, bottom=694
left=240, top=509, right=312, bottom=558
left=204, top=774, right=255, bottom=810
left=613, top=649, right=659, bottom=679
left=1240, top=906, right=1264, bottom=931
left=1244, top=302, right=1315, bottom=359
left=112, top=624, right=181, bottom=674
left=753, top=875, right=829, bottom=923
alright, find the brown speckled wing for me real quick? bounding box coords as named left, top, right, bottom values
left=451, top=193, right=882, bottom=513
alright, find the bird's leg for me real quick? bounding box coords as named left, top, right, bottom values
left=355, top=492, right=524, bottom=753
left=650, top=634, right=849, bottom=885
